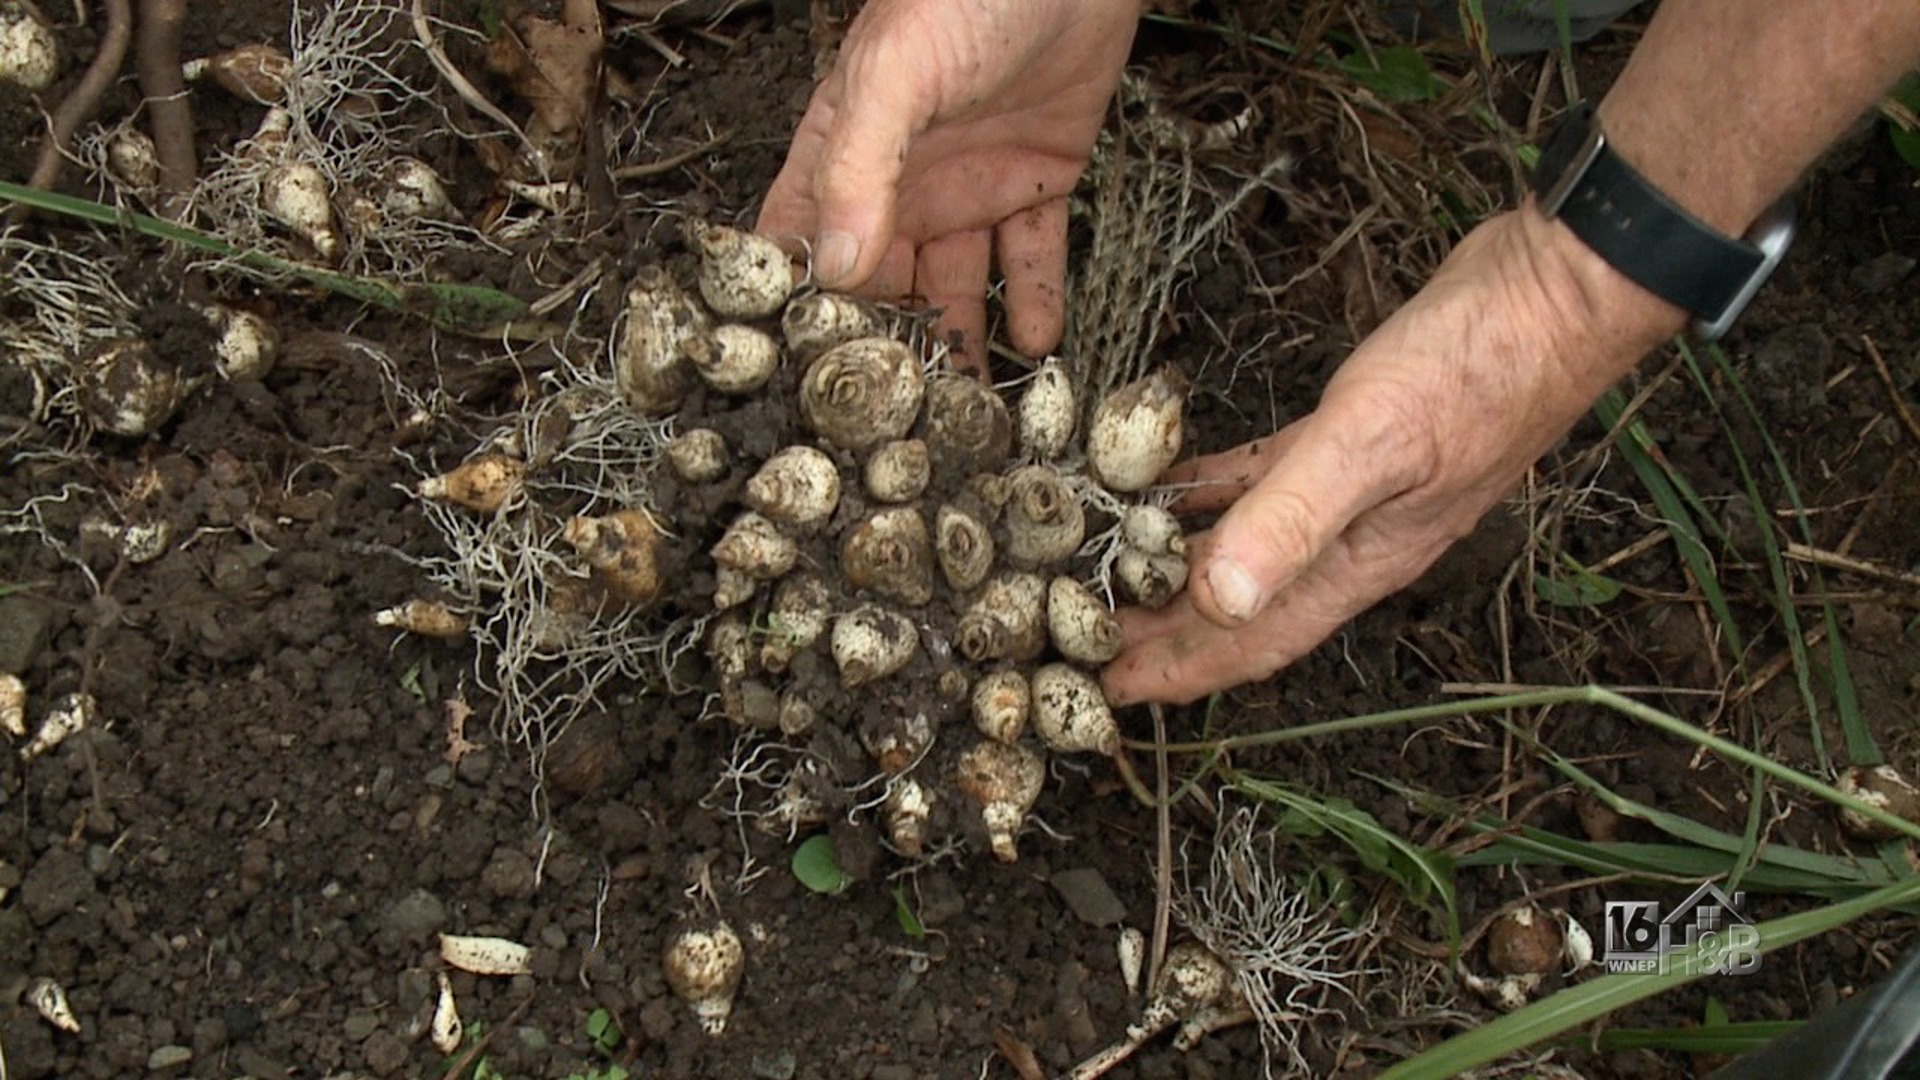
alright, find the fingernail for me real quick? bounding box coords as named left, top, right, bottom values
left=814, top=230, right=859, bottom=285
left=1207, top=557, right=1262, bottom=623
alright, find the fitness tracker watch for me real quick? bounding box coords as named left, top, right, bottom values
left=1531, top=101, right=1797, bottom=341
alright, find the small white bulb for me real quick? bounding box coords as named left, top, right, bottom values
left=437, top=933, right=533, bottom=976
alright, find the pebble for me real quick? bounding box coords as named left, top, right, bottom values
left=1849, top=252, right=1916, bottom=295
left=342, top=1012, right=379, bottom=1042
left=146, top=1044, right=192, bottom=1070
left=1050, top=867, right=1126, bottom=926
left=363, top=1030, right=410, bottom=1076
left=20, top=846, right=96, bottom=926
left=480, top=847, right=536, bottom=900
left=379, top=888, right=448, bottom=945
left=750, top=1050, right=797, bottom=1080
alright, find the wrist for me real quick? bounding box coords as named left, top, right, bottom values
left=1514, top=196, right=1687, bottom=380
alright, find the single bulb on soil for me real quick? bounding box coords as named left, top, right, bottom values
left=830, top=605, right=918, bottom=689
left=106, top=128, right=160, bottom=191
left=79, top=337, right=187, bottom=437
left=971, top=669, right=1030, bottom=744
left=1002, top=464, right=1086, bottom=566
left=759, top=574, right=830, bottom=673
left=923, top=374, right=1012, bottom=479
left=1486, top=904, right=1563, bottom=977
left=1087, top=368, right=1189, bottom=493
left=955, top=739, right=1045, bottom=862
left=663, top=920, right=745, bottom=1035
left=934, top=503, right=996, bottom=592
left=183, top=42, right=293, bottom=103
left=198, top=303, right=279, bottom=381
left=1017, top=358, right=1076, bottom=460
left=687, top=323, right=782, bottom=395
left=956, top=573, right=1047, bottom=663
left=373, top=599, right=470, bottom=639
left=0, top=672, right=24, bottom=737
left=745, top=445, right=842, bottom=528
left=261, top=161, right=342, bottom=261
left=1121, top=504, right=1187, bottom=557
left=687, top=219, right=793, bottom=318
left=711, top=512, right=799, bottom=609
left=0, top=1, right=58, bottom=91
left=21, top=691, right=92, bottom=761
left=563, top=509, right=667, bottom=607
left=25, top=977, right=79, bottom=1033
left=781, top=290, right=882, bottom=359
left=1835, top=763, right=1920, bottom=840
left=430, top=972, right=462, bottom=1054
left=667, top=427, right=730, bottom=484
left=862, top=710, right=934, bottom=775
left=885, top=778, right=934, bottom=857
left=438, top=933, right=533, bottom=976
left=416, top=453, right=524, bottom=513
left=1047, top=576, right=1123, bottom=665
left=864, top=438, right=930, bottom=503
left=616, top=267, right=708, bottom=417
left=1115, top=545, right=1188, bottom=610
left=799, top=336, right=925, bottom=451
left=1031, top=664, right=1120, bottom=756
left=841, top=506, right=935, bottom=607
left=378, top=157, right=456, bottom=222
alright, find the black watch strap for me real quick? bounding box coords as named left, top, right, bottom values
left=1532, top=102, right=1795, bottom=341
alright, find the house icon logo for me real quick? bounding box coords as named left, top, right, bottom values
left=1604, top=883, right=1761, bottom=975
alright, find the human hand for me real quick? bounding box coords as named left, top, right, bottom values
left=756, top=0, right=1139, bottom=376
left=1101, top=204, right=1685, bottom=705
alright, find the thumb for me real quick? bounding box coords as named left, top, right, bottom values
left=1188, top=400, right=1421, bottom=627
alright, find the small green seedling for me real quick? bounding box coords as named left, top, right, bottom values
left=791, top=834, right=853, bottom=895
left=892, top=884, right=926, bottom=939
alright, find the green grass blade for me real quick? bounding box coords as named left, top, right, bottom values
left=1589, top=1019, right=1802, bottom=1054
left=1375, top=871, right=1920, bottom=1078
left=1591, top=386, right=1768, bottom=891
left=1227, top=771, right=1458, bottom=934
left=0, top=180, right=529, bottom=332
left=1685, top=339, right=1875, bottom=768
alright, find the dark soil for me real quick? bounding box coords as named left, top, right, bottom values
left=3, top=4, right=1918, bottom=1080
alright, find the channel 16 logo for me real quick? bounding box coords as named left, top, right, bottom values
left=1604, top=883, right=1761, bottom=975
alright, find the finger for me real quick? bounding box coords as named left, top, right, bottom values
left=1099, top=534, right=1359, bottom=705
left=807, top=44, right=927, bottom=287
left=916, top=228, right=992, bottom=377
left=1187, top=396, right=1424, bottom=627
left=1160, top=427, right=1306, bottom=514
left=857, top=238, right=916, bottom=302
left=995, top=198, right=1068, bottom=357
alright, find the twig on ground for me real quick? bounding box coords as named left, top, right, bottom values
left=410, top=0, right=542, bottom=165
left=1863, top=334, right=1920, bottom=448
left=1784, top=541, right=1920, bottom=592
left=134, top=0, right=196, bottom=212
left=26, top=0, right=133, bottom=193
left=608, top=128, right=732, bottom=181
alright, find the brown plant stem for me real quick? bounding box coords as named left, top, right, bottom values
left=27, top=0, right=134, bottom=192
left=133, top=0, right=195, bottom=214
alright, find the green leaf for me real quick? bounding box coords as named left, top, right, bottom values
left=0, top=180, right=530, bottom=332
left=1335, top=45, right=1441, bottom=103
left=1232, top=773, right=1457, bottom=934
left=892, top=884, right=926, bottom=938
left=1592, top=1019, right=1800, bottom=1054
left=791, top=835, right=852, bottom=895
left=1531, top=563, right=1623, bottom=608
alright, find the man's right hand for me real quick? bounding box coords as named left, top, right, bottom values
left=756, top=0, right=1139, bottom=376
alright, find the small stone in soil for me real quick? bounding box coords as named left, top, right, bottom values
left=20, top=846, right=95, bottom=926
left=1050, top=867, right=1126, bottom=926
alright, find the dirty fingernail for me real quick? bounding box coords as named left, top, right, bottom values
left=1206, top=557, right=1262, bottom=623
left=814, top=231, right=859, bottom=284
